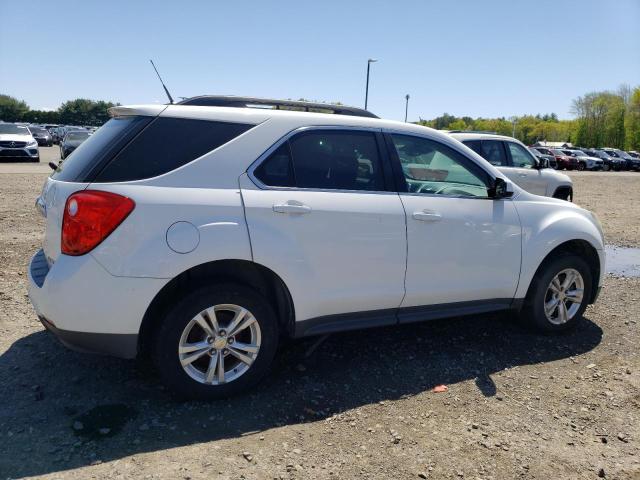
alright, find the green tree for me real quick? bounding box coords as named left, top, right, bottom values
left=625, top=87, right=640, bottom=150
left=58, top=98, right=116, bottom=125
left=0, top=94, right=30, bottom=122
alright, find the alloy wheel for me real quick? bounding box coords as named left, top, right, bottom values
left=543, top=268, right=585, bottom=325
left=178, top=304, right=262, bottom=385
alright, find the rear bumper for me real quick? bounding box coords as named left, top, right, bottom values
left=27, top=249, right=168, bottom=359
left=38, top=315, right=138, bottom=358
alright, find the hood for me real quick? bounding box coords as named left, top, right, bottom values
left=577, top=155, right=602, bottom=161
left=0, top=133, right=34, bottom=142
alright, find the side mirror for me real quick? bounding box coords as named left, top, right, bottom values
left=535, top=157, right=548, bottom=169
left=489, top=177, right=514, bottom=199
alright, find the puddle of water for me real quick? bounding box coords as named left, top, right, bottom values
left=605, top=245, right=640, bottom=278
left=72, top=404, right=137, bottom=439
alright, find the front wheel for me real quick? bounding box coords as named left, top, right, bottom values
left=153, top=283, right=279, bottom=400
left=577, top=163, right=586, bottom=171
left=520, top=255, right=592, bottom=332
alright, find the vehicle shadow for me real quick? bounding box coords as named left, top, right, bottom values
left=0, top=312, right=602, bottom=478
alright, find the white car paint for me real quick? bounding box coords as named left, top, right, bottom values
left=28, top=104, right=604, bottom=356
left=448, top=132, right=573, bottom=198
left=0, top=123, right=39, bottom=160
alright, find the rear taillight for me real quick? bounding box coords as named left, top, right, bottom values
left=61, top=190, right=135, bottom=256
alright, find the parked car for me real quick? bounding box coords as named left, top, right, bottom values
left=0, top=122, right=40, bottom=162
left=59, top=130, right=91, bottom=159
left=581, top=148, right=621, bottom=171
left=28, top=126, right=53, bottom=147
left=51, top=127, right=65, bottom=145
left=550, top=149, right=579, bottom=171
left=601, top=148, right=640, bottom=170
left=449, top=133, right=573, bottom=200
left=28, top=96, right=605, bottom=399
left=562, top=149, right=603, bottom=171
left=528, top=147, right=558, bottom=169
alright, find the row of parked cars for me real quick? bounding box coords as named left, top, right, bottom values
left=529, top=146, right=640, bottom=171
left=0, top=122, right=95, bottom=162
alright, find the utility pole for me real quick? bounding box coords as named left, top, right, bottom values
left=364, top=59, right=377, bottom=110
left=404, top=94, right=410, bottom=122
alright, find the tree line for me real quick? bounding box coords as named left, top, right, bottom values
left=0, top=95, right=117, bottom=126
left=418, top=84, right=640, bottom=150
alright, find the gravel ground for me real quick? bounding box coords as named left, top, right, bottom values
left=1, top=150, right=639, bottom=479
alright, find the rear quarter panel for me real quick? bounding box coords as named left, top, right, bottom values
left=88, top=184, right=252, bottom=278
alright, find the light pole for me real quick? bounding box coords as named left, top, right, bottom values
left=404, top=94, right=410, bottom=122
left=364, top=58, right=377, bottom=110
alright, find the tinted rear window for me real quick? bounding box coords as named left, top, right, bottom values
left=94, top=118, right=253, bottom=182
left=52, top=116, right=151, bottom=182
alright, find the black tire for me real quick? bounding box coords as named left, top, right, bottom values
left=577, top=163, right=586, bottom=171
left=152, top=283, right=279, bottom=400
left=520, top=254, right=592, bottom=333
left=603, top=164, right=610, bottom=171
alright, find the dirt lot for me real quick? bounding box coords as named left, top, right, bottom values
left=1, top=149, right=639, bottom=479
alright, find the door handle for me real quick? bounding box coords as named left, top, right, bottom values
left=412, top=210, right=442, bottom=222
left=518, top=173, right=528, bottom=178
left=273, top=201, right=312, bottom=214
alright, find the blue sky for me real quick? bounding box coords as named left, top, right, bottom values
left=1, top=0, right=638, bottom=121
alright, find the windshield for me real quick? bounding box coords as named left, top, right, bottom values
left=573, top=150, right=587, bottom=156
left=615, top=149, right=632, bottom=159
left=551, top=149, right=565, bottom=155
left=66, top=132, right=91, bottom=141
left=0, top=124, right=30, bottom=135
left=29, top=127, right=47, bottom=134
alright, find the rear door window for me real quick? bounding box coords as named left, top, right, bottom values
left=94, top=118, right=254, bottom=182
left=288, top=130, right=385, bottom=191
left=480, top=140, right=509, bottom=166
left=253, top=143, right=295, bottom=187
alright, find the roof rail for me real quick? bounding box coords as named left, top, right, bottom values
left=447, top=130, right=499, bottom=135
left=177, top=95, right=379, bottom=119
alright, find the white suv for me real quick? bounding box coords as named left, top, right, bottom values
left=448, top=132, right=574, bottom=201
left=28, top=97, right=604, bottom=399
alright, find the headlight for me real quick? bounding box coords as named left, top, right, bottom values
left=27, top=139, right=38, bottom=147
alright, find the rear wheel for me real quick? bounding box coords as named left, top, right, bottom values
left=520, top=255, right=592, bottom=332
left=152, top=283, right=279, bottom=400
left=603, top=164, right=610, bottom=171
left=577, top=162, right=586, bottom=171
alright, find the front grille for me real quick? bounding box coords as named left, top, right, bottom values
left=0, top=141, right=27, bottom=148
left=30, top=249, right=50, bottom=288
left=0, top=149, right=28, bottom=157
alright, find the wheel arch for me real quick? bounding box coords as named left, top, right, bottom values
left=137, top=259, right=296, bottom=357
left=520, top=239, right=601, bottom=307
left=552, top=185, right=573, bottom=201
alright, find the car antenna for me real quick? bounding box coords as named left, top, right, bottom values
left=149, top=59, right=174, bottom=104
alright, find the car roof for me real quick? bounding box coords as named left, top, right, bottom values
left=109, top=103, right=456, bottom=142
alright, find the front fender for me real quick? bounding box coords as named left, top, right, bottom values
left=514, top=199, right=604, bottom=300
